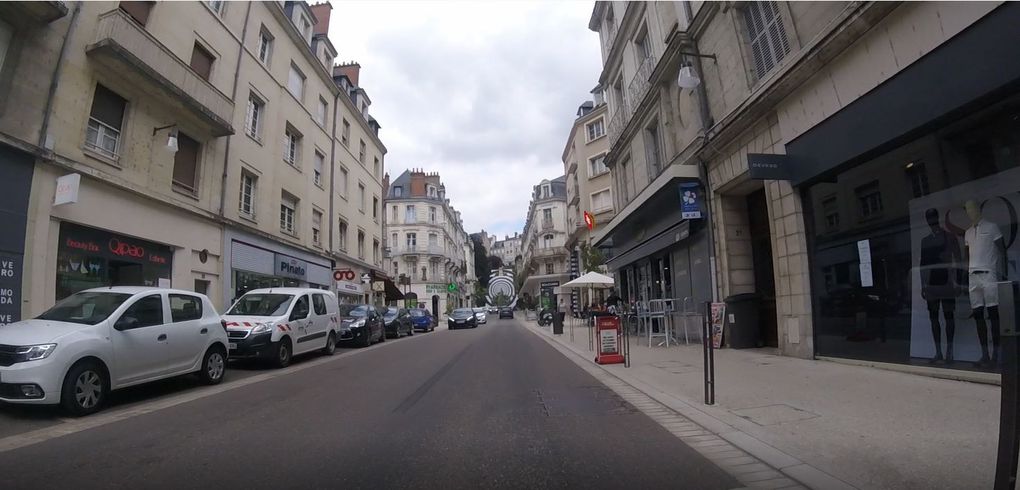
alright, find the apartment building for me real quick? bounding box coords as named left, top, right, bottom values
left=0, top=1, right=387, bottom=323
left=588, top=1, right=1020, bottom=372
left=384, top=169, right=474, bottom=317
left=491, top=233, right=522, bottom=272
left=562, top=99, right=613, bottom=312
left=519, top=176, right=569, bottom=309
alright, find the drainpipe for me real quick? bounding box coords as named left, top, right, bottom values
left=328, top=89, right=340, bottom=263
left=218, top=1, right=253, bottom=218
left=38, top=1, right=83, bottom=150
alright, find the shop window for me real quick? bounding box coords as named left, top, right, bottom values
left=119, top=1, right=153, bottom=26
left=905, top=162, right=930, bottom=198
left=742, top=1, right=791, bottom=80
left=189, top=42, right=214, bottom=81
left=855, top=181, right=883, bottom=219
left=120, top=295, right=164, bottom=329
left=86, top=84, right=127, bottom=159
left=239, top=171, right=257, bottom=218
left=169, top=294, right=203, bottom=322
left=172, top=132, right=201, bottom=193
left=56, top=223, right=173, bottom=300
left=312, top=294, right=327, bottom=315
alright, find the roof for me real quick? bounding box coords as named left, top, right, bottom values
left=387, top=169, right=412, bottom=198
left=240, top=287, right=336, bottom=296
left=82, top=286, right=207, bottom=296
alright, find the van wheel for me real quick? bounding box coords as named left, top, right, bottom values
left=274, top=339, right=292, bottom=368
left=61, top=361, right=107, bottom=417
left=199, top=346, right=226, bottom=385
left=323, top=332, right=337, bottom=356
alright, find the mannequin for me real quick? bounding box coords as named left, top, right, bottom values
left=920, top=208, right=962, bottom=363
left=963, top=200, right=1007, bottom=367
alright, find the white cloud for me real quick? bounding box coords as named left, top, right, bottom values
left=327, top=0, right=602, bottom=239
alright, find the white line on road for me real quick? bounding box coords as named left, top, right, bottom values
left=0, top=327, right=449, bottom=455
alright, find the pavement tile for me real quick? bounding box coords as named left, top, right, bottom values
left=720, top=431, right=801, bottom=470
left=738, top=470, right=786, bottom=483
left=712, top=456, right=758, bottom=467
left=781, top=464, right=855, bottom=490
left=727, top=463, right=773, bottom=475
left=746, top=478, right=799, bottom=489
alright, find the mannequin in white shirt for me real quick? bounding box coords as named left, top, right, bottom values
left=963, top=200, right=1007, bottom=367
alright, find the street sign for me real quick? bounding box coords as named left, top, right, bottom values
left=333, top=269, right=356, bottom=282
left=747, top=153, right=792, bottom=180
left=361, top=273, right=371, bottom=284
left=447, top=283, right=457, bottom=292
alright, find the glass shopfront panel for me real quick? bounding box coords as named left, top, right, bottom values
left=232, top=270, right=299, bottom=303
left=806, top=92, right=1020, bottom=371
left=56, top=222, right=173, bottom=300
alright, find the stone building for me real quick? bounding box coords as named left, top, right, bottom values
left=520, top=176, right=569, bottom=309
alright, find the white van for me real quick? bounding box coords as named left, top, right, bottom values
left=223, top=288, right=341, bottom=368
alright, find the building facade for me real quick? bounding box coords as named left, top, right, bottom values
left=491, top=233, right=522, bottom=273
left=520, top=176, right=570, bottom=309
left=0, top=1, right=387, bottom=325
left=589, top=1, right=1020, bottom=373
left=384, top=169, right=474, bottom=317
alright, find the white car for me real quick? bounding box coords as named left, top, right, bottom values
left=223, top=288, right=341, bottom=368
left=0, top=287, right=229, bottom=416
left=472, top=308, right=487, bottom=325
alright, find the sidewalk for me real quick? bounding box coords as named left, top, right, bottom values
left=527, top=317, right=999, bottom=490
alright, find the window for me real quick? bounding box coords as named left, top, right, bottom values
left=239, top=171, right=256, bottom=218
left=373, top=157, right=380, bottom=178
left=542, top=208, right=553, bottom=227
left=299, top=15, right=311, bottom=39
left=822, top=196, right=839, bottom=232
left=428, top=233, right=438, bottom=249
left=406, top=233, right=417, bottom=250
left=372, top=197, right=379, bottom=220
left=287, top=63, right=305, bottom=100
left=427, top=185, right=437, bottom=198
left=393, top=186, right=402, bottom=197
left=338, top=219, right=348, bottom=250
left=280, top=193, right=297, bottom=234
left=405, top=205, right=416, bottom=223
left=856, top=181, right=883, bottom=219
left=172, top=132, right=201, bottom=192
left=339, top=167, right=348, bottom=198
left=585, top=118, right=605, bottom=142
left=341, top=119, right=350, bottom=147
left=189, top=43, right=214, bottom=81
left=119, top=1, right=153, bottom=26
left=429, top=206, right=436, bottom=223
left=312, top=294, right=327, bottom=315
left=359, top=140, right=366, bottom=164
left=591, top=189, right=612, bottom=212
left=645, top=122, right=661, bottom=179
left=905, top=162, right=930, bottom=198
left=257, top=28, right=273, bottom=65
left=169, top=294, right=203, bottom=322
left=545, top=263, right=554, bottom=275
left=634, top=28, right=651, bottom=62
left=313, top=151, right=324, bottom=186
left=312, top=209, right=322, bottom=246
left=430, top=262, right=438, bottom=280
left=85, top=84, right=127, bottom=159
left=0, top=19, right=11, bottom=75
left=357, top=231, right=365, bottom=259
left=391, top=232, right=398, bottom=249
left=619, top=157, right=631, bottom=203
left=283, top=127, right=301, bottom=167
left=204, top=0, right=224, bottom=14
left=291, top=295, right=309, bottom=320
left=194, top=279, right=210, bottom=295
left=743, top=1, right=791, bottom=79
left=540, top=184, right=551, bottom=199
left=589, top=153, right=608, bottom=176
left=245, top=93, right=264, bottom=140
left=392, top=261, right=399, bottom=276
left=120, top=295, right=164, bottom=329
left=391, top=206, right=398, bottom=222
left=543, top=234, right=554, bottom=248
left=373, top=239, right=379, bottom=264
left=316, top=97, right=328, bottom=127
left=358, top=183, right=366, bottom=212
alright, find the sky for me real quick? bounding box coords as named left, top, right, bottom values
left=327, top=1, right=603, bottom=240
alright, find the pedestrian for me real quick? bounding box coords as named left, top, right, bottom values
left=606, top=289, right=621, bottom=314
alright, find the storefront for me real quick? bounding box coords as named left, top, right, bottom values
left=0, top=144, right=34, bottom=325
left=788, top=3, right=1020, bottom=372
left=335, top=278, right=365, bottom=305
left=56, top=222, right=173, bottom=300
left=223, top=228, right=332, bottom=306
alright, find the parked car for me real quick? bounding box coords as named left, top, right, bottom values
left=339, top=304, right=386, bottom=347
left=384, top=307, right=413, bottom=338
left=0, top=287, right=229, bottom=416
left=448, top=308, right=478, bottom=329
left=472, top=307, right=487, bottom=325
left=408, top=308, right=435, bottom=332
left=499, top=306, right=514, bottom=319
left=487, top=305, right=498, bottom=314
left=223, top=288, right=340, bottom=368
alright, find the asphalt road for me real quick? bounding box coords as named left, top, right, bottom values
left=0, top=317, right=739, bottom=489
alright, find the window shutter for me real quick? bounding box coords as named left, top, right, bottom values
left=90, top=85, right=127, bottom=129
left=189, top=44, right=214, bottom=81
left=172, top=132, right=200, bottom=190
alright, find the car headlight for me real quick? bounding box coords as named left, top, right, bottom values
left=351, top=319, right=366, bottom=328
left=15, top=344, right=57, bottom=362
left=249, top=323, right=272, bottom=335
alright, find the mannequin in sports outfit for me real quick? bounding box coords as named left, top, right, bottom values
left=963, top=200, right=1007, bottom=367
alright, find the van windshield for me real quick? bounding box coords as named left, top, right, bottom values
left=227, top=294, right=294, bottom=316
left=37, top=291, right=132, bottom=325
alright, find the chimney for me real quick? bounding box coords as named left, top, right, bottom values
left=335, top=62, right=361, bottom=87
left=382, top=172, right=390, bottom=197
left=308, top=2, right=332, bottom=36
left=409, top=168, right=426, bottom=197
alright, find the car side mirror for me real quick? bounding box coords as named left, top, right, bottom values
left=115, top=316, right=138, bottom=331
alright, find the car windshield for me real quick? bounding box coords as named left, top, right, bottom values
left=384, top=307, right=398, bottom=319
left=453, top=308, right=473, bottom=316
left=409, top=309, right=426, bottom=317
left=227, top=294, right=294, bottom=316
left=36, top=291, right=132, bottom=325
left=340, top=305, right=371, bottom=317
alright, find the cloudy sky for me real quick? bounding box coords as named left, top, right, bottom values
left=328, top=1, right=603, bottom=240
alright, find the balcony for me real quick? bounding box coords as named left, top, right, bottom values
left=607, top=102, right=629, bottom=150
left=541, top=218, right=554, bottom=231
left=533, top=246, right=566, bottom=259
left=86, top=9, right=234, bottom=137
left=0, top=1, right=67, bottom=25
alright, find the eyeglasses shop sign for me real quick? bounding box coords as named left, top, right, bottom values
left=275, top=254, right=308, bottom=280
left=0, top=253, right=21, bottom=326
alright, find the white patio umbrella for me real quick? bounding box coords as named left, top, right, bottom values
left=561, top=271, right=615, bottom=289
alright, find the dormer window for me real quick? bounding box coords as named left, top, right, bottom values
left=540, top=184, right=552, bottom=198
left=427, top=185, right=437, bottom=198
left=299, top=15, right=311, bottom=42
left=393, top=186, right=402, bottom=197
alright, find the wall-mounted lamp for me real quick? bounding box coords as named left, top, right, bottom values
left=676, top=51, right=717, bottom=89
left=152, top=124, right=179, bottom=153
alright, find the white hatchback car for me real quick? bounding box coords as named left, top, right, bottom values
left=0, top=287, right=229, bottom=416
left=223, top=288, right=341, bottom=368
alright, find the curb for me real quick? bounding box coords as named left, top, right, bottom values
left=524, top=320, right=857, bottom=490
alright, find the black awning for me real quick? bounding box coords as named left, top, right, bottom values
left=383, top=278, right=404, bottom=301
left=605, top=220, right=692, bottom=271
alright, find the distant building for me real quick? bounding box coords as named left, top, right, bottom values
left=519, top=176, right=569, bottom=308
left=491, top=233, right=523, bottom=270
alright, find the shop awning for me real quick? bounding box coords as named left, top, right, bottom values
left=605, top=220, right=693, bottom=271
left=382, top=278, right=404, bottom=302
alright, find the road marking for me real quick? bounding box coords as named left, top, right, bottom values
left=0, top=327, right=449, bottom=455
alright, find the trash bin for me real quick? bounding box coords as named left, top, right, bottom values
left=724, top=293, right=760, bottom=348
left=552, top=312, right=565, bottom=334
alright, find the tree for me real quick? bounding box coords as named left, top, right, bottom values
left=492, top=292, right=510, bottom=307
left=579, top=241, right=606, bottom=272
left=488, top=255, right=503, bottom=270
left=471, top=235, right=491, bottom=288
left=472, top=283, right=487, bottom=307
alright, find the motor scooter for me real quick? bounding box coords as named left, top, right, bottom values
left=537, top=308, right=554, bottom=326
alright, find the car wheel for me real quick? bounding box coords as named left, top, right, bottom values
left=322, top=332, right=337, bottom=356
left=378, top=327, right=386, bottom=343
left=61, top=360, right=107, bottom=417
left=198, top=346, right=227, bottom=385
left=274, top=339, right=292, bottom=368
left=408, top=325, right=414, bottom=336
left=358, top=329, right=372, bottom=348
